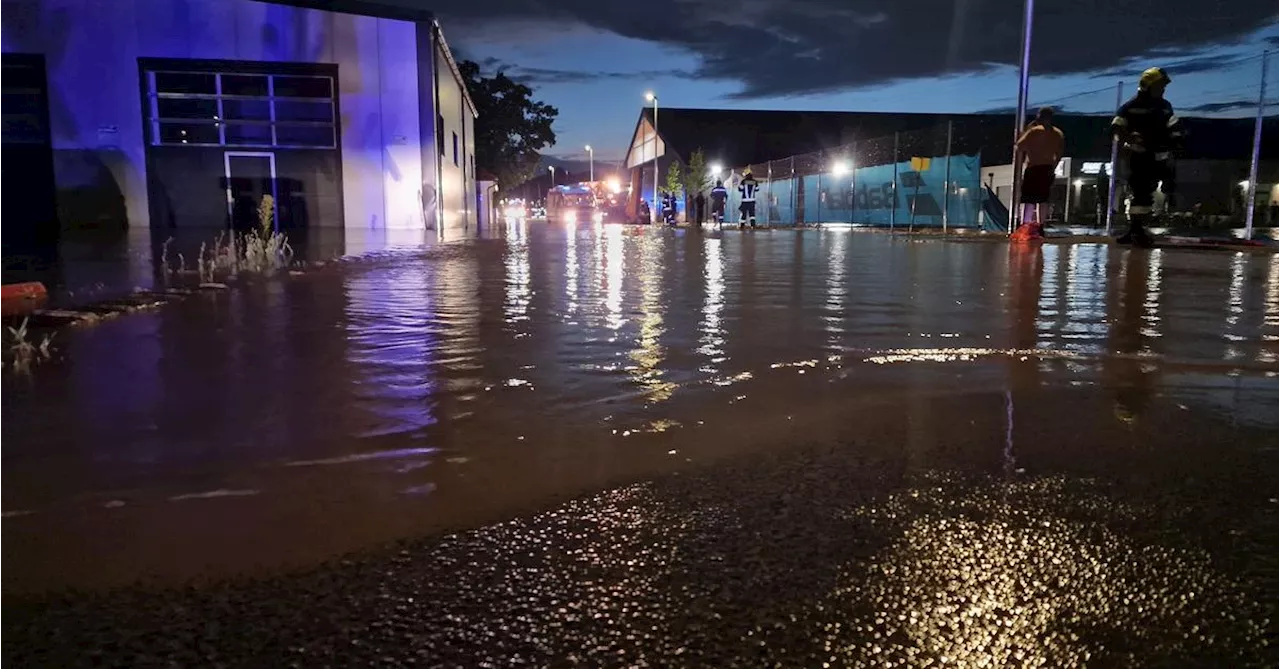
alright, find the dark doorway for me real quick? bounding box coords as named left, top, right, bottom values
left=224, top=152, right=277, bottom=232
left=2, top=54, right=58, bottom=255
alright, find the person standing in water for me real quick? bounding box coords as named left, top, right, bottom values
left=1014, top=107, right=1065, bottom=237
left=710, top=179, right=728, bottom=226
left=738, top=169, right=760, bottom=229
left=1110, top=67, right=1185, bottom=248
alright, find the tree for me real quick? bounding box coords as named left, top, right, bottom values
left=683, top=149, right=711, bottom=196
left=663, top=162, right=683, bottom=199
left=458, top=60, right=559, bottom=188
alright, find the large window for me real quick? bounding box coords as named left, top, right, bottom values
left=146, top=69, right=336, bottom=149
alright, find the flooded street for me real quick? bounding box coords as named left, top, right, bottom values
left=4, top=223, right=1277, bottom=665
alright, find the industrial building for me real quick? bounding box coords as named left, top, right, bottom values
left=1, top=0, right=478, bottom=250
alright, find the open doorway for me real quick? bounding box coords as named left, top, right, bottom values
left=224, top=151, right=277, bottom=232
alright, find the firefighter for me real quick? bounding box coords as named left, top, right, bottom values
left=1110, top=67, right=1185, bottom=248
left=738, top=168, right=760, bottom=229
left=710, top=179, right=728, bottom=226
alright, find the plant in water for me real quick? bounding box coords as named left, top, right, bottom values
left=7, top=318, right=54, bottom=373
left=258, top=194, right=275, bottom=236
left=166, top=195, right=294, bottom=284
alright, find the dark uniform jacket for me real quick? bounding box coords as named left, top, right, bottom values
left=1110, top=91, right=1186, bottom=159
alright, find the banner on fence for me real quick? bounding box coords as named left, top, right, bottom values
left=728, top=152, right=983, bottom=227
left=816, top=153, right=983, bottom=228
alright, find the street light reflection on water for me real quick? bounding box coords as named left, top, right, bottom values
left=1, top=224, right=1277, bottom=594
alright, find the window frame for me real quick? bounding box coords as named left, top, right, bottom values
left=144, top=68, right=337, bottom=149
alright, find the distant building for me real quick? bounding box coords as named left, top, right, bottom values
left=1, top=0, right=479, bottom=247
left=623, top=107, right=1278, bottom=225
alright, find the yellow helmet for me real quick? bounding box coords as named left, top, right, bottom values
left=742, top=167, right=753, bottom=177
left=1139, top=67, right=1171, bottom=89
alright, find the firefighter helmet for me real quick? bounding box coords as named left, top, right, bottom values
left=742, top=167, right=753, bottom=178
left=1139, top=67, right=1171, bottom=90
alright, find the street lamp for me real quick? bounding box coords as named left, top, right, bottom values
left=831, top=160, right=851, bottom=177
left=645, top=91, right=658, bottom=221
left=549, top=165, right=556, bottom=187
left=710, top=162, right=722, bottom=180
left=585, top=145, right=594, bottom=183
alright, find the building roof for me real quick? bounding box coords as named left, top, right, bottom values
left=639, top=107, right=1278, bottom=168
left=262, top=0, right=434, bottom=22
left=263, top=1, right=477, bottom=118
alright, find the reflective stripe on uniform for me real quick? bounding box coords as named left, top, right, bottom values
left=1129, top=206, right=1151, bottom=214
left=1111, top=116, right=1128, bottom=127
left=1166, top=114, right=1180, bottom=127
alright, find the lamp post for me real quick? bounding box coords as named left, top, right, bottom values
left=549, top=165, right=556, bottom=187
left=585, top=145, right=594, bottom=183
left=1009, top=0, right=1034, bottom=234
left=645, top=91, right=658, bottom=222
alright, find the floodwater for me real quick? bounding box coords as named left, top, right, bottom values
left=2, top=222, right=1277, bottom=595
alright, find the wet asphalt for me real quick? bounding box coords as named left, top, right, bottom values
left=5, top=413, right=1275, bottom=668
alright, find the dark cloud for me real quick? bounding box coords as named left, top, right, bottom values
left=408, top=0, right=1277, bottom=99
left=468, top=57, right=696, bottom=85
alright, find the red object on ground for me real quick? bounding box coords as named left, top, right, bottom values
left=0, top=281, right=47, bottom=301
left=1009, top=222, right=1044, bottom=242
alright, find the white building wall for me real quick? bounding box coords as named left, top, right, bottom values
left=434, top=41, right=466, bottom=236
left=0, top=0, right=432, bottom=230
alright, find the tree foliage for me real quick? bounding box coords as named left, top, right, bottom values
left=664, top=162, right=684, bottom=198
left=683, top=149, right=711, bottom=195
left=458, top=60, right=558, bottom=188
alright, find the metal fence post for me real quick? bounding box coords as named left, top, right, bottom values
left=851, top=141, right=857, bottom=225
left=1245, top=51, right=1269, bottom=240
left=943, top=121, right=953, bottom=233
left=891, top=132, right=899, bottom=232
left=1105, top=80, right=1123, bottom=235
left=789, top=156, right=796, bottom=226
left=766, top=161, right=773, bottom=226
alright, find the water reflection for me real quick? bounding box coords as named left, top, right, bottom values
left=4, top=226, right=1278, bottom=590
left=344, top=263, right=438, bottom=437
left=565, top=226, right=579, bottom=316
left=604, top=225, right=624, bottom=332
left=698, top=235, right=726, bottom=369
left=629, top=236, right=674, bottom=403
left=1141, top=249, right=1164, bottom=342
left=824, top=230, right=847, bottom=354
left=1105, top=249, right=1160, bottom=424
left=504, top=219, right=531, bottom=325
left=1263, top=255, right=1278, bottom=361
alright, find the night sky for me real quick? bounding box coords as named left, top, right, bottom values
left=411, top=0, right=1276, bottom=168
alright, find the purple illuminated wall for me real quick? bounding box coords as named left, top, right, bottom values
left=0, top=0, right=476, bottom=233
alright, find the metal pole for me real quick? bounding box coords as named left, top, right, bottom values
left=1245, top=52, right=1268, bottom=239
left=1105, top=80, right=1123, bottom=234
left=1009, top=0, right=1034, bottom=235
left=1065, top=180, right=1073, bottom=225
left=587, top=146, right=594, bottom=183
left=789, top=156, right=796, bottom=226
left=652, top=99, right=659, bottom=223
left=943, top=120, right=953, bottom=233
left=767, top=161, right=773, bottom=226
left=818, top=152, right=825, bottom=225
left=851, top=141, right=857, bottom=225
left=891, top=132, right=899, bottom=231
